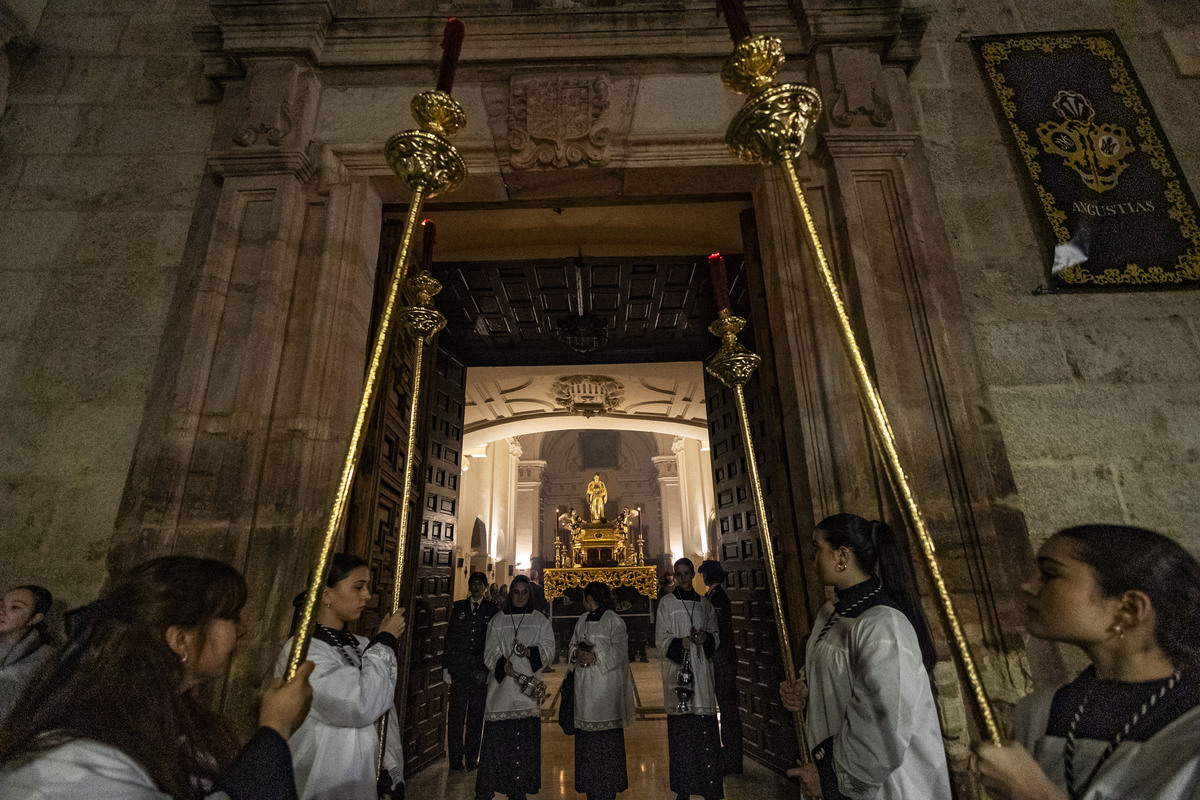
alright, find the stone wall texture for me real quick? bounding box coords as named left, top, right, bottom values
left=0, top=0, right=215, bottom=604
left=909, top=0, right=1200, bottom=551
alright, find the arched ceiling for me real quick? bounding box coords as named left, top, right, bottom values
left=463, top=361, right=709, bottom=453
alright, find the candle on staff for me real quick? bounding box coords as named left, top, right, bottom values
left=709, top=253, right=731, bottom=315
left=421, top=219, right=436, bottom=273
left=435, top=18, right=465, bottom=94
left=716, top=0, right=752, bottom=42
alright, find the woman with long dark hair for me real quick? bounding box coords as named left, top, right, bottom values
left=475, top=574, right=555, bottom=800
left=0, top=556, right=313, bottom=799
left=975, top=524, right=1200, bottom=799
left=781, top=513, right=950, bottom=799
left=570, top=581, right=634, bottom=800
left=275, top=553, right=407, bottom=800
left=0, top=584, right=56, bottom=724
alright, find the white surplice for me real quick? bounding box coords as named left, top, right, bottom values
left=569, top=609, right=635, bottom=731
left=275, top=635, right=402, bottom=800
left=805, top=602, right=951, bottom=800
left=655, top=590, right=719, bottom=716
left=482, top=608, right=555, bottom=722
left=1016, top=685, right=1200, bottom=799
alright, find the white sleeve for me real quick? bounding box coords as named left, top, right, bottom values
left=591, top=612, right=628, bottom=674
left=483, top=614, right=505, bottom=671
left=0, top=741, right=171, bottom=800
left=535, top=613, right=555, bottom=663
left=655, top=597, right=677, bottom=650
left=277, top=637, right=397, bottom=729
left=833, top=611, right=925, bottom=799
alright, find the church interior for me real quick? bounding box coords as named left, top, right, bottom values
left=0, top=0, right=1197, bottom=796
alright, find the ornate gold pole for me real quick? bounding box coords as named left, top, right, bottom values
left=719, top=35, right=1002, bottom=745
left=285, top=90, right=467, bottom=680
left=705, top=313, right=810, bottom=761
left=377, top=269, right=448, bottom=767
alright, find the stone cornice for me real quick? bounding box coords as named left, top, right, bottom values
left=197, top=1, right=924, bottom=80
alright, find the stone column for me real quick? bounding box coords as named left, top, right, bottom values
left=673, top=436, right=714, bottom=560
left=653, top=454, right=683, bottom=561
left=109, top=52, right=385, bottom=718
left=514, top=459, right=546, bottom=569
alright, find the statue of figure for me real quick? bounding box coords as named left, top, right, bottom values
left=586, top=474, right=607, bottom=521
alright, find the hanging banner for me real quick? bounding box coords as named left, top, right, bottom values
left=974, top=30, right=1200, bottom=290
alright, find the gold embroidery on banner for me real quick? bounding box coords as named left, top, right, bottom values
left=979, top=34, right=1200, bottom=286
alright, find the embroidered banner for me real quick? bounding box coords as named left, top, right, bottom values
left=974, top=30, right=1200, bottom=290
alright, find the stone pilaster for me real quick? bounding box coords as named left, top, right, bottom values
left=653, top=454, right=682, bottom=561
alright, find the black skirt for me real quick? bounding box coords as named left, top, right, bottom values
left=475, top=716, right=541, bottom=799
left=667, top=714, right=724, bottom=799
left=574, top=727, right=628, bottom=799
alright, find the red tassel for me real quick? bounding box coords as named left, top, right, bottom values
left=436, top=18, right=466, bottom=94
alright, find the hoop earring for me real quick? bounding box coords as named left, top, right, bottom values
left=1112, top=624, right=1124, bottom=639
left=835, top=563, right=847, bottom=572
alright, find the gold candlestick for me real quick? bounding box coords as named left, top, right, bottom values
left=285, top=90, right=466, bottom=681
left=705, top=312, right=809, bottom=761
left=377, top=270, right=448, bottom=766
left=719, top=36, right=1002, bottom=746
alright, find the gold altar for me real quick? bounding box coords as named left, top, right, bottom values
left=543, top=565, right=658, bottom=599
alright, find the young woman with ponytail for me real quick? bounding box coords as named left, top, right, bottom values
left=975, top=525, right=1200, bottom=800
left=780, top=513, right=951, bottom=799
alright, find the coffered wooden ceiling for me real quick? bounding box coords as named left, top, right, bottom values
left=437, top=254, right=750, bottom=366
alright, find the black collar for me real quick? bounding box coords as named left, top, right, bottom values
left=673, top=587, right=701, bottom=602
left=506, top=604, right=533, bottom=614
left=833, top=577, right=882, bottom=613
left=586, top=609, right=606, bottom=621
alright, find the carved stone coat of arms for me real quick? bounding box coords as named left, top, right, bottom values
left=508, top=74, right=611, bottom=169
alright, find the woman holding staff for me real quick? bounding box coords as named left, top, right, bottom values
left=975, top=524, right=1200, bottom=800
left=0, top=556, right=313, bottom=799
left=475, top=575, right=554, bottom=800
left=781, top=513, right=950, bottom=799
left=569, top=581, right=634, bottom=800
left=276, top=553, right=407, bottom=800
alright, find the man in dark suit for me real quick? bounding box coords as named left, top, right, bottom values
left=699, top=559, right=743, bottom=776
left=442, top=571, right=499, bottom=770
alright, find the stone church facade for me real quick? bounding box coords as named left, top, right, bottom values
left=1, top=0, right=1197, bottom=785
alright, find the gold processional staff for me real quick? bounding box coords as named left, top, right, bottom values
left=285, top=19, right=467, bottom=679
left=711, top=0, right=1003, bottom=748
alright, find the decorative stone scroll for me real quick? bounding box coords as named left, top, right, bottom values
left=508, top=73, right=613, bottom=169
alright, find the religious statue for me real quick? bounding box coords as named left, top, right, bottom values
left=586, top=474, right=607, bottom=522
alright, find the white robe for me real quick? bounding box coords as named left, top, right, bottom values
left=1016, top=685, right=1200, bottom=799
left=482, top=609, right=555, bottom=722
left=569, top=610, right=635, bottom=731
left=655, top=590, right=720, bottom=716
left=805, top=601, right=951, bottom=800
left=0, top=740, right=234, bottom=800
left=275, top=635, right=402, bottom=800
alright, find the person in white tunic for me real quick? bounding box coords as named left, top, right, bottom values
left=657, top=557, right=723, bottom=800
left=570, top=581, right=635, bottom=800
left=276, top=553, right=407, bottom=800
left=781, top=513, right=951, bottom=800
left=475, top=575, right=555, bottom=800
left=975, top=524, right=1200, bottom=800
left=0, top=556, right=314, bottom=800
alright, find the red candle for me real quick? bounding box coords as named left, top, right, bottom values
left=709, top=253, right=731, bottom=314
left=436, top=18, right=465, bottom=94
left=421, top=219, right=437, bottom=273
left=716, top=0, right=752, bottom=42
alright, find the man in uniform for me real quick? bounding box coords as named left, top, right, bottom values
left=442, top=571, right=499, bottom=770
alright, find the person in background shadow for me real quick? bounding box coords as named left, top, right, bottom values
left=0, top=584, right=57, bottom=725
left=698, top=560, right=742, bottom=776
left=442, top=572, right=499, bottom=771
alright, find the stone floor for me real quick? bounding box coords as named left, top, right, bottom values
left=407, top=650, right=798, bottom=799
